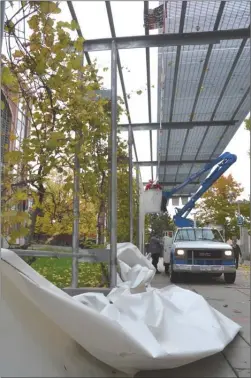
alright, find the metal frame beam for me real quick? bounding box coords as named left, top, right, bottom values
left=162, top=193, right=191, bottom=198
left=119, top=120, right=236, bottom=131
left=10, top=249, right=110, bottom=263
left=184, top=35, right=249, bottom=181
left=169, top=2, right=187, bottom=123
left=209, top=86, right=250, bottom=160
left=105, top=2, right=138, bottom=161
left=160, top=182, right=200, bottom=186
left=174, top=2, right=227, bottom=184
left=144, top=1, right=153, bottom=179
left=189, top=2, right=226, bottom=123
left=67, top=2, right=91, bottom=65
left=64, top=287, right=111, bottom=296
left=137, top=159, right=210, bottom=167
left=141, top=188, right=191, bottom=198
left=231, top=87, right=250, bottom=121
left=83, top=28, right=250, bottom=52
left=110, top=40, right=117, bottom=287
left=162, top=1, right=187, bottom=182
left=0, top=1, right=5, bottom=53
left=143, top=182, right=200, bottom=186
left=105, top=2, right=135, bottom=243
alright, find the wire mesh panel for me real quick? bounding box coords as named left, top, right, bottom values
left=157, top=0, right=250, bottom=194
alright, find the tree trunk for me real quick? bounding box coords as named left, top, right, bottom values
left=97, top=201, right=105, bottom=245
left=21, top=184, right=45, bottom=265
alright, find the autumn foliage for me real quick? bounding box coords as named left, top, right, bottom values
left=1, top=1, right=137, bottom=246
left=197, top=174, right=249, bottom=239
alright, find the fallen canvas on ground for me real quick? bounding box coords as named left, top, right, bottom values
left=0, top=244, right=241, bottom=377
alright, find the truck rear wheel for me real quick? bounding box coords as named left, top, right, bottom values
left=224, top=272, right=236, bottom=284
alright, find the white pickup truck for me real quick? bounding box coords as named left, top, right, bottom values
left=163, top=227, right=236, bottom=284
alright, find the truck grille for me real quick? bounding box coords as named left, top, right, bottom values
left=187, top=249, right=223, bottom=259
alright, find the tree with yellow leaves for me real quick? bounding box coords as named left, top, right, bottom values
left=1, top=1, right=127, bottom=246
left=196, top=174, right=245, bottom=239
left=34, top=173, right=97, bottom=240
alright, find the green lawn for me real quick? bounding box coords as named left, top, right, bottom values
left=31, top=257, right=107, bottom=288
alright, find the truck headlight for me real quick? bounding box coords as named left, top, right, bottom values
left=224, top=250, right=232, bottom=256
left=176, top=249, right=185, bottom=256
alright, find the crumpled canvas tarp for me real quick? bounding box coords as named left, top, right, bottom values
left=1, top=243, right=240, bottom=376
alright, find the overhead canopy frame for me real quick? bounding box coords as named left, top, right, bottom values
left=65, top=1, right=250, bottom=288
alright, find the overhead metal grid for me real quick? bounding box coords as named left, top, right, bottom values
left=157, top=1, right=250, bottom=195
left=67, top=0, right=250, bottom=200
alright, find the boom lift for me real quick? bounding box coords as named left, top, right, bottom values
left=162, top=152, right=237, bottom=227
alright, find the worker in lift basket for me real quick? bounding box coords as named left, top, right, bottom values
left=232, top=236, right=242, bottom=269
left=149, top=235, right=162, bottom=274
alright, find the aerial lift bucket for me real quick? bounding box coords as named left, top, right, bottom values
left=143, top=189, right=162, bottom=213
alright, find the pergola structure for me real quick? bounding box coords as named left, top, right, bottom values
left=1, top=1, right=250, bottom=291
left=70, top=1, right=250, bottom=286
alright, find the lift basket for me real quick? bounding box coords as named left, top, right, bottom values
left=143, top=189, right=162, bottom=213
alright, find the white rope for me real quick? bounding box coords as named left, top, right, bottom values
left=157, top=1, right=167, bottom=183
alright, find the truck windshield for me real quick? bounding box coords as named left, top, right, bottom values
left=175, top=229, right=223, bottom=242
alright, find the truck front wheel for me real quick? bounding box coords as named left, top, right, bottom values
left=170, top=262, right=179, bottom=283
left=224, top=272, right=236, bottom=284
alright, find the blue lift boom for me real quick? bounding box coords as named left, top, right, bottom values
left=162, top=152, right=237, bottom=228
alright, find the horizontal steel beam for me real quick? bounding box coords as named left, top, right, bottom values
left=11, top=249, right=109, bottom=263
left=163, top=193, right=191, bottom=198
left=142, top=187, right=194, bottom=197
left=63, top=287, right=111, bottom=296
left=137, top=160, right=210, bottom=167
left=119, top=120, right=236, bottom=131
left=160, top=182, right=200, bottom=186
left=143, top=182, right=200, bottom=186
left=84, top=28, right=250, bottom=52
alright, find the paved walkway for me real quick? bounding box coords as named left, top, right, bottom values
left=136, top=261, right=250, bottom=378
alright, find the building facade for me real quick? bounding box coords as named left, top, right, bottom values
left=1, top=87, right=29, bottom=159
left=1, top=87, right=31, bottom=245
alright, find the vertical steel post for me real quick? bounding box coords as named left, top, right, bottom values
left=0, top=1, right=5, bottom=251
left=0, top=1, right=5, bottom=54
left=128, top=125, right=133, bottom=243
left=110, top=40, right=117, bottom=287
left=107, top=120, right=111, bottom=237
left=71, top=138, right=80, bottom=288
left=136, top=164, right=140, bottom=249
left=237, top=201, right=242, bottom=245
left=71, top=53, right=84, bottom=288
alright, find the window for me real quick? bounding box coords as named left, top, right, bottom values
left=1, top=92, right=12, bottom=163
left=196, top=228, right=223, bottom=242
left=175, top=228, right=223, bottom=242
left=175, top=229, right=196, bottom=241
left=15, top=106, right=26, bottom=149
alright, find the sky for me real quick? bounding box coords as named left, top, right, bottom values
left=5, top=1, right=250, bottom=199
